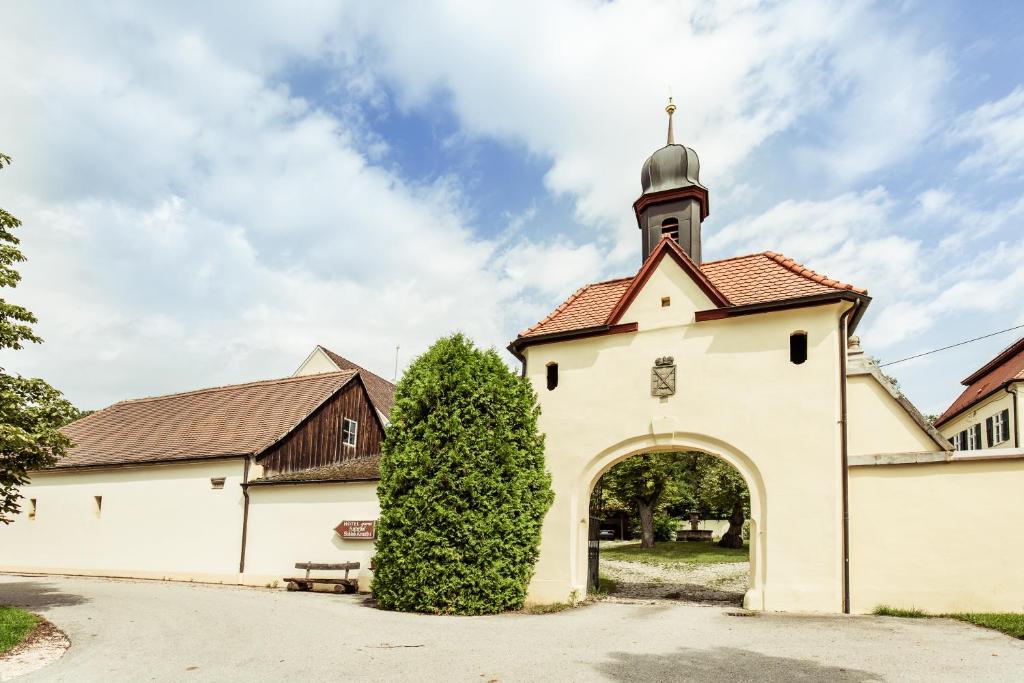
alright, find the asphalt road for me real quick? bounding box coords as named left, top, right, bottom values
left=2, top=575, right=1023, bottom=682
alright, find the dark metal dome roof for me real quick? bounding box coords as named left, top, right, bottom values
left=640, top=143, right=704, bottom=195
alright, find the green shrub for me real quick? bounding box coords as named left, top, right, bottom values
left=371, top=334, right=554, bottom=614
left=653, top=513, right=677, bottom=541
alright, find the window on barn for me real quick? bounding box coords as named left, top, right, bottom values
left=789, top=332, right=808, bottom=365
left=28, top=498, right=37, bottom=520
left=342, top=418, right=358, bottom=447
left=546, top=363, right=558, bottom=391
left=93, top=496, right=103, bottom=519
left=661, top=217, right=679, bottom=242
left=210, top=477, right=226, bottom=490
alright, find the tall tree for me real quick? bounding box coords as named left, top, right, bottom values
left=0, top=153, right=78, bottom=524
left=692, top=454, right=749, bottom=548
left=600, top=452, right=693, bottom=548
left=372, top=334, right=553, bottom=614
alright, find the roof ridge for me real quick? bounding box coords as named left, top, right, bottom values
left=960, top=336, right=1024, bottom=385
left=762, top=251, right=867, bottom=295
left=114, top=370, right=357, bottom=406
left=699, top=251, right=767, bottom=266
left=318, top=346, right=396, bottom=388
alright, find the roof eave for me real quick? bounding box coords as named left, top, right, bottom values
left=694, top=290, right=871, bottom=325
left=508, top=322, right=639, bottom=356
left=933, top=378, right=1022, bottom=428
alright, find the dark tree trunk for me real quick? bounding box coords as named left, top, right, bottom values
left=637, top=501, right=655, bottom=549
left=719, top=501, right=745, bottom=549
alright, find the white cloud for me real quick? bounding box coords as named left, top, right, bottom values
left=338, top=0, right=948, bottom=256
left=0, top=0, right=1009, bottom=418
left=953, top=86, right=1024, bottom=178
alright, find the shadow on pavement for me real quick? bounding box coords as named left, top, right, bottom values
left=594, top=647, right=882, bottom=682
left=0, top=579, right=90, bottom=612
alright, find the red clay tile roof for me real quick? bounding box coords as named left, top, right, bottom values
left=319, top=347, right=396, bottom=417
left=518, top=250, right=867, bottom=339
left=935, top=337, right=1024, bottom=427
left=519, top=277, right=634, bottom=338
left=57, top=371, right=357, bottom=469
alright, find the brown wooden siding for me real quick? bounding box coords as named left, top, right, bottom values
left=259, top=377, right=384, bottom=476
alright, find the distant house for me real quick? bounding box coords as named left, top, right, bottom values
left=0, top=356, right=393, bottom=590
left=935, top=337, right=1022, bottom=450
left=293, top=345, right=396, bottom=421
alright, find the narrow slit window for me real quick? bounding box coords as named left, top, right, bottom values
left=28, top=498, right=37, bottom=520
left=342, top=418, right=358, bottom=447
left=790, top=332, right=808, bottom=365
left=546, top=363, right=558, bottom=391
left=660, top=217, right=679, bottom=241
left=93, top=495, right=103, bottom=518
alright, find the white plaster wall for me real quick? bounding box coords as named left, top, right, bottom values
left=293, top=347, right=340, bottom=376
left=938, top=386, right=1019, bottom=449
left=846, top=374, right=941, bottom=456
left=0, top=459, right=246, bottom=581
left=243, top=482, right=379, bottom=591
left=524, top=255, right=850, bottom=612
left=849, top=458, right=1024, bottom=613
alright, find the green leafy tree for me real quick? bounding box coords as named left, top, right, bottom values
left=372, top=334, right=553, bottom=614
left=601, top=452, right=693, bottom=548
left=0, top=153, right=79, bottom=523
left=691, top=454, right=749, bottom=548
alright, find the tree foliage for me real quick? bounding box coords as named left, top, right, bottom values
left=601, top=452, right=693, bottom=548
left=372, top=334, right=553, bottom=614
left=690, top=454, right=749, bottom=548
left=0, top=153, right=79, bottom=523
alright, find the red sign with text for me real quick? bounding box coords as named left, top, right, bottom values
left=335, top=520, right=376, bottom=539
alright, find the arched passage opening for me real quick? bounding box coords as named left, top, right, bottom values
left=591, top=449, right=752, bottom=604
left=571, top=433, right=767, bottom=611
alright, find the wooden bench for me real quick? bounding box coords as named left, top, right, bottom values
left=285, top=562, right=360, bottom=594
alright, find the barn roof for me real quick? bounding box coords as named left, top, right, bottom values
left=515, top=238, right=867, bottom=344
left=56, top=371, right=358, bottom=469
left=246, top=455, right=381, bottom=486
left=935, top=336, right=1024, bottom=427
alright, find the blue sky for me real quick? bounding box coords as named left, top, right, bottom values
left=1, top=1, right=1023, bottom=416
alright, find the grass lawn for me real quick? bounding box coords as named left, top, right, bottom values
left=602, top=540, right=748, bottom=568
left=0, top=606, right=39, bottom=656
left=947, top=613, right=1024, bottom=639
left=874, top=605, right=1024, bottom=640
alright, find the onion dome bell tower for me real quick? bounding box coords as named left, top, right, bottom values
left=634, top=98, right=710, bottom=264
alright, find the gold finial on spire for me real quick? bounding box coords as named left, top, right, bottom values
left=665, top=96, right=676, bottom=145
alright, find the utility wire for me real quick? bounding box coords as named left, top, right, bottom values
left=878, top=323, right=1024, bottom=368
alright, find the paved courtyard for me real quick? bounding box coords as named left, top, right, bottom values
left=2, top=575, right=1023, bottom=682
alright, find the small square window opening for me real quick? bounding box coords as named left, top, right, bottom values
left=210, top=477, right=226, bottom=490
left=661, top=297, right=671, bottom=307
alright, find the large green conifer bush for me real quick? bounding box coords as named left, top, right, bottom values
left=372, top=334, right=553, bottom=614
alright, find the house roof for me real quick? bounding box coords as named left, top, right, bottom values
left=56, top=371, right=357, bottom=469
left=246, top=455, right=381, bottom=486
left=517, top=240, right=868, bottom=341
left=935, top=337, right=1024, bottom=427
left=318, top=346, right=396, bottom=417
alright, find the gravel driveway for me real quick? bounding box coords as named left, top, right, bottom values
left=2, top=574, right=1024, bottom=682
left=600, top=558, right=748, bottom=604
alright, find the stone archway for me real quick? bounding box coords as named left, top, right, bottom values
left=578, top=432, right=767, bottom=610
